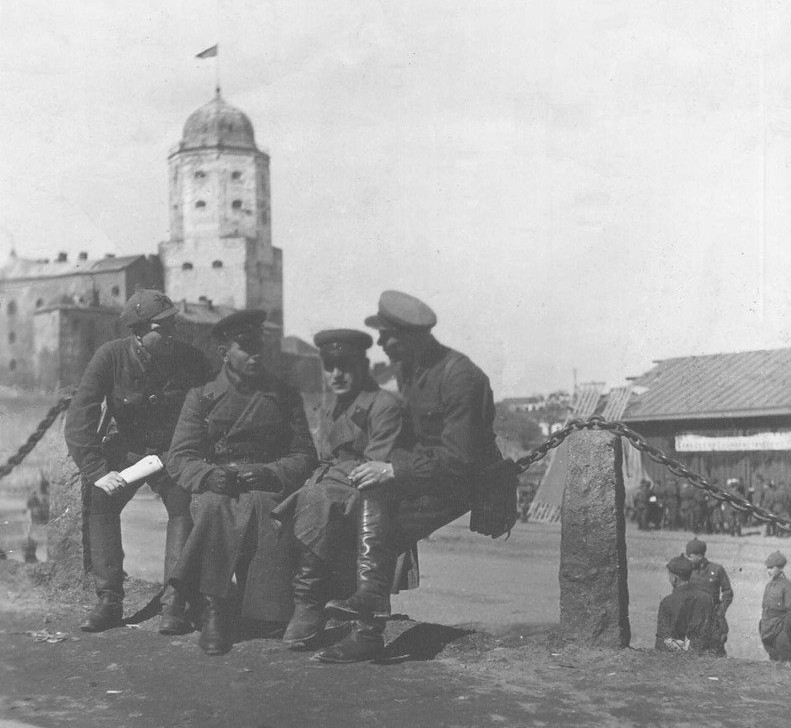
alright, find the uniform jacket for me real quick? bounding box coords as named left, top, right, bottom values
left=65, top=336, right=211, bottom=485
left=316, top=383, right=404, bottom=465
left=166, top=366, right=317, bottom=496
left=760, top=572, right=791, bottom=641
left=388, top=339, right=499, bottom=492
left=655, top=583, right=715, bottom=654
left=689, top=558, right=734, bottom=612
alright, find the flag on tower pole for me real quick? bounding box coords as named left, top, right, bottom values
left=196, top=44, right=218, bottom=59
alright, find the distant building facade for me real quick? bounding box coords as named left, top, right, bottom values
left=0, top=93, right=312, bottom=391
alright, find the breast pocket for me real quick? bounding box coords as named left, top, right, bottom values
left=415, top=402, right=445, bottom=440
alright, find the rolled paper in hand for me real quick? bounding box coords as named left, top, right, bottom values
left=118, top=455, right=164, bottom=485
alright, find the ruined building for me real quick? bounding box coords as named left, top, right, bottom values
left=0, top=93, right=318, bottom=391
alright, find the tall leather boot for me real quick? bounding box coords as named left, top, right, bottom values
left=159, top=515, right=192, bottom=635
left=282, top=546, right=329, bottom=646
left=81, top=512, right=124, bottom=632
left=325, top=493, right=398, bottom=621
left=314, top=619, right=385, bottom=663
left=198, top=596, right=231, bottom=655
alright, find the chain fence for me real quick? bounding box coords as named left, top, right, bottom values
left=510, top=415, right=791, bottom=533
left=0, top=396, right=73, bottom=482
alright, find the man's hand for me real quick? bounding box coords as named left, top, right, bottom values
left=236, top=464, right=281, bottom=493
left=349, top=461, right=394, bottom=491
left=93, top=471, right=128, bottom=496
left=204, top=467, right=238, bottom=496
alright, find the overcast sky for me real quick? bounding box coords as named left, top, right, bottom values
left=2, top=1, right=791, bottom=397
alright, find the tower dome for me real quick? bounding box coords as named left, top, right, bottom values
left=181, top=91, right=257, bottom=151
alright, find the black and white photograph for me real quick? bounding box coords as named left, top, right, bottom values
left=1, top=3, right=790, bottom=727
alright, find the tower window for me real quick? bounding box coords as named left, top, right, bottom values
left=8, top=331, right=15, bottom=343
left=231, top=199, right=242, bottom=210
left=194, top=170, right=206, bottom=179
left=7, top=300, right=16, bottom=315
left=231, top=171, right=242, bottom=181
left=195, top=200, right=206, bottom=209
left=111, top=286, right=120, bottom=296
left=212, top=260, right=223, bottom=269
left=182, top=262, right=194, bottom=271
left=9, top=359, right=16, bottom=371
left=35, top=298, right=44, bottom=308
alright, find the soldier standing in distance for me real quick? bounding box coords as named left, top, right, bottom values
left=272, top=329, right=417, bottom=647
left=760, top=551, right=791, bottom=662
left=684, top=537, right=733, bottom=656
left=166, top=310, right=317, bottom=655
left=316, top=290, right=510, bottom=663
left=65, top=290, right=211, bottom=633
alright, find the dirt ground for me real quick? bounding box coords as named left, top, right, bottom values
left=1, top=508, right=790, bottom=728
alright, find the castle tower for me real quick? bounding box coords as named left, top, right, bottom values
left=159, top=91, right=283, bottom=322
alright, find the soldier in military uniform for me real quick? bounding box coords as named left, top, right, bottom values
left=272, top=329, right=417, bottom=647
left=166, top=310, right=317, bottom=655
left=684, top=537, right=733, bottom=656
left=316, top=290, right=509, bottom=663
left=760, top=551, right=791, bottom=662
left=65, top=290, right=211, bottom=633
left=655, top=555, right=716, bottom=655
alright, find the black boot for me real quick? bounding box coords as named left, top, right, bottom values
left=283, top=547, right=329, bottom=646
left=325, top=494, right=397, bottom=620
left=159, top=515, right=192, bottom=635
left=314, top=620, right=385, bottom=663
left=198, top=596, right=231, bottom=655
left=81, top=512, right=124, bottom=632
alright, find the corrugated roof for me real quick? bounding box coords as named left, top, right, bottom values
left=0, top=254, right=144, bottom=280
left=622, top=348, right=791, bottom=421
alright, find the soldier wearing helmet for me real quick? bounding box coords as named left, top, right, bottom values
left=65, top=289, right=211, bottom=634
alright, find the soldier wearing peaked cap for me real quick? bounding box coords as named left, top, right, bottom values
left=271, top=329, right=418, bottom=648
left=315, top=291, right=516, bottom=663
left=760, top=551, right=791, bottom=662
left=683, top=537, right=734, bottom=656
left=655, top=555, right=716, bottom=654
left=165, top=309, right=317, bottom=655
left=65, top=289, right=212, bottom=634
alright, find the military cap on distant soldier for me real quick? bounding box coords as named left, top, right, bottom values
left=667, top=555, right=694, bottom=579
left=211, top=310, right=267, bottom=341
left=765, top=551, right=787, bottom=569
left=364, top=290, right=437, bottom=331
left=685, top=537, right=707, bottom=556
left=119, top=289, right=178, bottom=328
left=313, top=329, right=373, bottom=360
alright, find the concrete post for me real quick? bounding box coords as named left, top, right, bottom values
left=45, top=413, right=90, bottom=586
left=559, top=429, right=630, bottom=648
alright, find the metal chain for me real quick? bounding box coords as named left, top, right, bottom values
left=0, top=396, right=73, bottom=481
left=512, top=415, right=791, bottom=532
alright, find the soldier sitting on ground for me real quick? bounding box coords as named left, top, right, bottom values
left=655, top=555, right=716, bottom=655
left=683, top=537, right=733, bottom=657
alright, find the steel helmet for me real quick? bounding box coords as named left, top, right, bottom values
left=120, top=289, right=178, bottom=328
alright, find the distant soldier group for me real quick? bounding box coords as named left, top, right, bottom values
left=632, top=477, right=791, bottom=536
left=656, top=538, right=790, bottom=663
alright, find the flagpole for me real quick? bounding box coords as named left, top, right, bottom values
left=216, top=46, right=221, bottom=96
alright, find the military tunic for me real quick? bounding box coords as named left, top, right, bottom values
left=760, top=572, right=791, bottom=662
left=166, top=366, right=317, bottom=621
left=689, top=557, right=733, bottom=654
left=66, top=336, right=211, bottom=489
left=387, top=340, right=501, bottom=546
left=655, top=583, right=716, bottom=654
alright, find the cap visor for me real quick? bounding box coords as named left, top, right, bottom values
left=364, top=314, right=391, bottom=330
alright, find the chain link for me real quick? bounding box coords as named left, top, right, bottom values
left=512, top=415, right=791, bottom=532
left=0, top=396, right=72, bottom=481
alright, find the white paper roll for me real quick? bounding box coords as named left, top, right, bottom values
left=118, top=455, right=164, bottom=485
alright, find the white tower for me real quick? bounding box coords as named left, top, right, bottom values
left=159, top=91, right=283, bottom=322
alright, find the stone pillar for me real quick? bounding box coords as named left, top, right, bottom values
left=559, top=429, right=630, bottom=648
left=44, top=413, right=90, bottom=587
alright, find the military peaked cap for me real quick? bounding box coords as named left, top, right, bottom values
left=765, top=550, right=787, bottom=568
left=685, top=537, right=707, bottom=556
left=364, top=290, right=437, bottom=331
left=314, top=329, right=373, bottom=358
left=211, top=310, right=267, bottom=341
left=666, top=555, right=694, bottom=579
left=120, top=289, right=178, bottom=328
